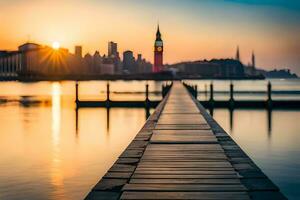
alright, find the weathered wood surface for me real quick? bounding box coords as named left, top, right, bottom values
left=85, top=82, right=287, bottom=200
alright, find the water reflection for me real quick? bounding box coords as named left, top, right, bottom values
left=75, top=106, right=151, bottom=134
left=50, top=82, right=65, bottom=199
left=268, top=109, right=272, bottom=137
left=229, top=109, right=234, bottom=131
left=208, top=107, right=278, bottom=138
left=106, top=108, right=110, bottom=131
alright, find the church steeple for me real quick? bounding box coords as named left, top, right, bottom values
left=252, top=50, right=255, bottom=68
left=236, top=46, right=240, bottom=61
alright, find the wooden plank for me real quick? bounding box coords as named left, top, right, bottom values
left=122, top=183, right=247, bottom=192
left=133, top=170, right=236, bottom=175
left=142, top=152, right=226, bottom=156
left=120, top=192, right=250, bottom=200
left=155, top=124, right=211, bottom=130
left=138, top=161, right=233, bottom=166
left=135, top=167, right=235, bottom=171
left=146, top=144, right=224, bottom=151
left=104, top=172, right=132, bottom=179
left=93, top=178, right=128, bottom=191
left=129, top=178, right=241, bottom=184
left=140, top=155, right=227, bottom=160
left=116, top=158, right=140, bottom=164
left=85, top=191, right=120, bottom=200
left=109, top=164, right=136, bottom=172
left=131, top=174, right=239, bottom=179
left=152, top=129, right=215, bottom=135
left=150, top=135, right=218, bottom=143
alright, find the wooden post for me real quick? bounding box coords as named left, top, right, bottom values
left=75, top=81, right=79, bottom=103
left=204, top=84, right=207, bottom=99
left=267, top=81, right=272, bottom=109
left=230, top=82, right=234, bottom=108
left=145, top=83, right=149, bottom=102
left=106, top=82, right=110, bottom=102
left=162, top=84, right=165, bottom=98
left=195, top=85, right=198, bottom=99
left=267, top=81, right=272, bottom=102
left=230, top=83, right=234, bottom=100
left=210, top=83, right=214, bottom=102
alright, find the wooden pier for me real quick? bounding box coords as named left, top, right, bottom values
left=184, top=82, right=300, bottom=109
left=85, top=82, right=286, bottom=200
left=75, top=81, right=300, bottom=109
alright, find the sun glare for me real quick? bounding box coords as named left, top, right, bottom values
left=52, top=41, right=60, bottom=50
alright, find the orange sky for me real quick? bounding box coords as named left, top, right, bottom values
left=0, top=0, right=300, bottom=74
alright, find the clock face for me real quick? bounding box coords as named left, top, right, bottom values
left=157, top=47, right=162, bottom=52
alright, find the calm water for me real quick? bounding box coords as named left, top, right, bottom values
left=0, top=80, right=299, bottom=199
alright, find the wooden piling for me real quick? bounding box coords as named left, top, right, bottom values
left=106, top=82, right=110, bottom=107
left=267, top=81, right=272, bottom=108
left=145, top=83, right=149, bottom=104
left=106, top=82, right=110, bottom=102
left=209, top=83, right=214, bottom=109
left=162, top=83, right=165, bottom=98
left=229, top=82, right=234, bottom=108
left=75, top=81, right=79, bottom=103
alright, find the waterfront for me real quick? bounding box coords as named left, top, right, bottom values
left=0, top=80, right=299, bottom=199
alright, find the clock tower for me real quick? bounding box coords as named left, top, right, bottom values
left=153, top=25, right=163, bottom=72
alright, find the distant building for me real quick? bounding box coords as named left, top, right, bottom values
left=135, top=54, right=152, bottom=74
left=84, top=53, right=93, bottom=74
left=17, top=43, right=43, bottom=74
left=136, top=54, right=143, bottom=73
left=108, top=41, right=118, bottom=58
left=75, top=46, right=82, bottom=58
left=101, top=63, right=114, bottom=75
left=107, top=41, right=121, bottom=74
left=3, top=42, right=87, bottom=76
left=123, top=50, right=135, bottom=72
left=18, top=43, right=41, bottom=52
left=0, top=50, right=21, bottom=77
left=153, top=25, right=163, bottom=72
left=262, top=69, right=298, bottom=78
left=168, top=59, right=245, bottom=78
left=93, top=51, right=102, bottom=74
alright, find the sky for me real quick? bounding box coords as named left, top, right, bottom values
left=0, top=0, right=300, bottom=74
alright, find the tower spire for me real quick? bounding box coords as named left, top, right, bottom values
left=236, top=46, right=240, bottom=61
left=252, top=50, right=255, bottom=68
left=156, top=23, right=161, bottom=41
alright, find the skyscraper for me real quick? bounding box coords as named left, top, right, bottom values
left=75, top=46, right=82, bottom=58
left=123, top=50, right=135, bottom=72
left=108, top=41, right=118, bottom=58
left=153, top=25, right=163, bottom=72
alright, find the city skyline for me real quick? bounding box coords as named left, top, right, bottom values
left=0, top=0, right=300, bottom=74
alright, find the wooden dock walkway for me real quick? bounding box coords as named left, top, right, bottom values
left=85, top=82, right=287, bottom=200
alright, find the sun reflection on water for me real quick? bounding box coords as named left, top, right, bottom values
left=50, top=82, right=66, bottom=199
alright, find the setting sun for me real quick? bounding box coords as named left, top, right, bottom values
left=52, top=41, right=60, bottom=50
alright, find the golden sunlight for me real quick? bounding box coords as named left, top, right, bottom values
left=52, top=41, right=60, bottom=50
